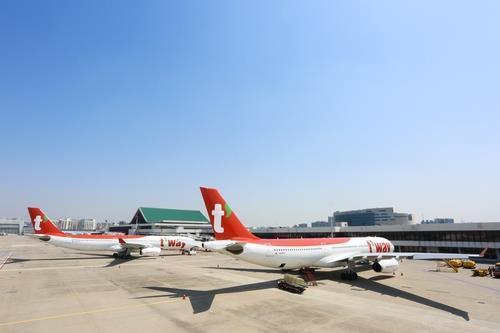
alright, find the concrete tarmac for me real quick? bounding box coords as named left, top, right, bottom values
left=1, top=235, right=499, bottom=333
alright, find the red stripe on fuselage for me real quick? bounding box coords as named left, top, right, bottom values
left=234, top=237, right=351, bottom=246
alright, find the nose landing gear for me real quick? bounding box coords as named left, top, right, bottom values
left=112, top=249, right=132, bottom=259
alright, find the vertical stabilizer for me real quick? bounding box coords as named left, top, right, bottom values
left=27, top=207, right=64, bottom=235
left=200, top=187, right=259, bottom=240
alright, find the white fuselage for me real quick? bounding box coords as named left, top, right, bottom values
left=204, top=237, right=394, bottom=269
left=44, top=235, right=201, bottom=253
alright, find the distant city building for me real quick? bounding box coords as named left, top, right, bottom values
left=332, top=207, right=413, bottom=226
left=109, top=207, right=211, bottom=236
left=78, top=218, right=96, bottom=231
left=293, top=223, right=308, bottom=228
left=421, top=218, right=454, bottom=224
left=96, top=220, right=119, bottom=231
left=0, top=218, right=24, bottom=234
left=57, top=218, right=74, bottom=230
left=311, top=221, right=329, bottom=228
left=55, top=218, right=97, bottom=231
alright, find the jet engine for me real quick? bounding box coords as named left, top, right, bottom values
left=372, top=258, right=399, bottom=273
left=140, top=247, right=161, bottom=256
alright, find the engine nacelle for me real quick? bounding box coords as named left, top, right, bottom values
left=372, top=258, right=399, bottom=273
left=140, top=247, right=161, bottom=256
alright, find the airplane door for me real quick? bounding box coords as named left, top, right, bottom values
left=265, top=244, right=274, bottom=257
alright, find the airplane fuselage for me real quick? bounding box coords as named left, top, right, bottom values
left=204, top=237, right=394, bottom=269
left=41, top=235, right=199, bottom=253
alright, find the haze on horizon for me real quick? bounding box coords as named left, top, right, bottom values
left=1, top=1, right=499, bottom=226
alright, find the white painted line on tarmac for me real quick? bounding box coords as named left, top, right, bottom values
left=1, top=261, right=160, bottom=272
left=0, top=252, right=12, bottom=270
left=0, top=299, right=179, bottom=327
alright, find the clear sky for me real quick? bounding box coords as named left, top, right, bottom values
left=1, top=1, right=499, bottom=225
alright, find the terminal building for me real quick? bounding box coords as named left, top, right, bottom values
left=0, top=218, right=24, bottom=234
left=421, top=218, right=454, bottom=224
left=330, top=207, right=413, bottom=226
left=252, top=222, right=500, bottom=260
left=109, top=207, right=211, bottom=237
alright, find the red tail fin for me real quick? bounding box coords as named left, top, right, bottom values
left=200, top=187, right=259, bottom=241
left=27, top=207, right=64, bottom=235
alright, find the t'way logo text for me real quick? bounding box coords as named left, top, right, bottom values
left=212, top=203, right=225, bottom=233
left=166, top=239, right=186, bottom=249
left=34, top=215, right=43, bottom=231
left=366, top=240, right=391, bottom=253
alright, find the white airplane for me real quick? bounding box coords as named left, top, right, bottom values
left=27, top=207, right=201, bottom=258
left=199, top=187, right=484, bottom=280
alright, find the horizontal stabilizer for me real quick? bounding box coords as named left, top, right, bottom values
left=118, top=238, right=146, bottom=250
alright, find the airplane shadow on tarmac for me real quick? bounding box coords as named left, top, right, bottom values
left=338, top=274, right=470, bottom=321
left=6, top=252, right=166, bottom=268
left=6, top=254, right=114, bottom=264
left=146, top=266, right=468, bottom=320
left=135, top=280, right=279, bottom=314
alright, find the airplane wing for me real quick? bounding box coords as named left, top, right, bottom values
left=118, top=238, right=146, bottom=250
left=315, top=252, right=361, bottom=266
left=317, top=249, right=486, bottom=266
left=380, top=251, right=485, bottom=260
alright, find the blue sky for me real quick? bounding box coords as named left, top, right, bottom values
left=1, top=1, right=499, bottom=225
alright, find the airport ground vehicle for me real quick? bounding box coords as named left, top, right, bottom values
left=448, top=259, right=463, bottom=268
left=462, top=260, right=476, bottom=269
left=473, top=268, right=490, bottom=277
left=277, top=274, right=307, bottom=294
left=199, top=187, right=484, bottom=279
left=27, top=207, right=201, bottom=258
left=493, top=263, right=500, bottom=278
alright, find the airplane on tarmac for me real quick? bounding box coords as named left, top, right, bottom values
left=199, top=187, right=484, bottom=280
left=27, top=207, right=202, bottom=258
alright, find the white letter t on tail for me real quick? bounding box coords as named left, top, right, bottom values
left=212, top=204, right=225, bottom=233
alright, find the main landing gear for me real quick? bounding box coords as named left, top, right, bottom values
left=299, top=267, right=318, bottom=286
left=340, top=260, right=358, bottom=280
left=340, top=270, right=358, bottom=280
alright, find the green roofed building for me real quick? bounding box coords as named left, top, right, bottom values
left=109, top=207, right=211, bottom=237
